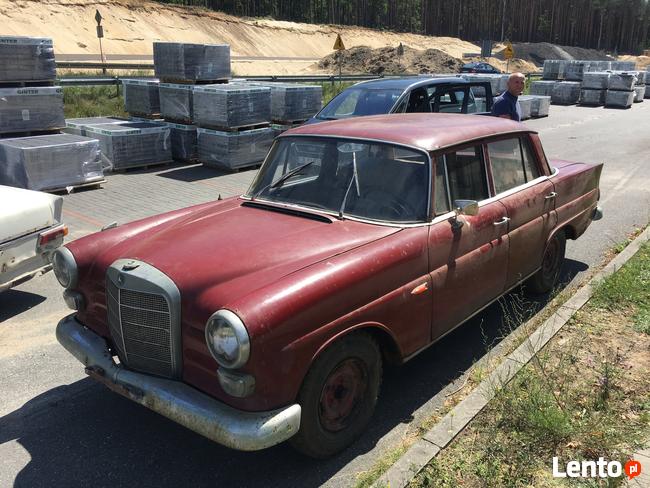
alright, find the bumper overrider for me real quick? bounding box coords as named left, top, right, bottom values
left=56, top=314, right=301, bottom=451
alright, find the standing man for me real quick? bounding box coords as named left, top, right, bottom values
left=491, top=72, right=525, bottom=121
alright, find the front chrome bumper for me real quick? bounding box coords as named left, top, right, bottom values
left=56, top=314, right=301, bottom=451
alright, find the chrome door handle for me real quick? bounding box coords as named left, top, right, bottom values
left=545, top=192, right=557, bottom=200
left=493, top=217, right=510, bottom=226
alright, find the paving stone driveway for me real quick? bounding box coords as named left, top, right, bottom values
left=62, top=163, right=257, bottom=238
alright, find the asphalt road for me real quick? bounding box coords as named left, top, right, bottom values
left=1, top=103, right=649, bottom=488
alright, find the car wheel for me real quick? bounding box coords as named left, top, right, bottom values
left=528, top=230, right=566, bottom=294
left=290, top=332, right=382, bottom=458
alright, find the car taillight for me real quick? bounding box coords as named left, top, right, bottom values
left=38, top=224, right=68, bottom=248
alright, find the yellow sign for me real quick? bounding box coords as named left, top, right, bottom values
left=333, top=34, right=345, bottom=51
left=504, top=42, right=514, bottom=60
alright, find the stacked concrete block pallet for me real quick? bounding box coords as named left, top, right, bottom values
left=122, top=79, right=161, bottom=118
left=605, top=72, right=636, bottom=108
left=551, top=81, right=581, bottom=105
left=237, top=81, right=322, bottom=136
left=192, top=82, right=274, bottom=171
left=84, top=122, right=172, bottom=171
left=632, top=70, right=646, bottom=103
left=646, top=66, right=650, bottom=99
left=154, top=42, right=236, bottom=164
left=530, top=80, right=556, bottom=97
left=579, top=72, right=609, bottom=106
left=0, top=134, right=103, bottom=191
left=64, top=117, right=127, bottom=136
left=518, top=95, right=551, bottom=118
left=0, top=36, right=104, bottom=192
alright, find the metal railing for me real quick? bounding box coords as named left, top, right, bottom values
left=57, top=74, right=399, bottom=87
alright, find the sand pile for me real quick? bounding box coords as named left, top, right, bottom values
left=318, top=45, right=463, bottom=75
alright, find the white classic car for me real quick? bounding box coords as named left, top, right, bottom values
left=0, top=185, right=67, bottom=292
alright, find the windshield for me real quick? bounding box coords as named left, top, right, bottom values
left=317, top=87, right=402, bottom=120
left=246, top=137, right=430, bottom=223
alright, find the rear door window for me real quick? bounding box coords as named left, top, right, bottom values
left=438, top=146, right=489, bottom=207
left=488, top=137, right=541, bottom=194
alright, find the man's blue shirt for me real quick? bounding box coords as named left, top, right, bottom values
left=491, top=91, right=522, bottom=122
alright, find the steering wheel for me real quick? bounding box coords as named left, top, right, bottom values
left=362, top=188, right=417, bottom=220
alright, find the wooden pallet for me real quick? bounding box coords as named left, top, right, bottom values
left=128, top=113, right=163, bottom=121
left=45, top=178, right=106, bottom=194
left=0, top=80, right=56, bottom=88
left=164, top=117, right=193, bottom=125
left=0, top=129, right=63, bottom=139
left=200, top=122, right=271, bottom=132
left=160, top=78, right=229, bottom=85
left=271, top=119, right=308, bottom=126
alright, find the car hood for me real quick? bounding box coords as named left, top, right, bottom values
left=108, top=200, right=400, bottom=303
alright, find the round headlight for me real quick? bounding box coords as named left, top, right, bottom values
left=205, top=310, right=250, bottom=369
left=51, top=247, right=78, bottom=289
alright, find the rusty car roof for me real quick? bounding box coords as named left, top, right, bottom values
left=284, top=113, right=534, bottom=152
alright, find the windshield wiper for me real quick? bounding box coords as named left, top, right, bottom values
left=338, top=152, right=360, bottom=219
left=251, top=161, right=315, bottom=201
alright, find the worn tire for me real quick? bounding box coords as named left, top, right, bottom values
left=289, top=332, right=382, bottom=459
left=527, top=230, right=566, bottom=294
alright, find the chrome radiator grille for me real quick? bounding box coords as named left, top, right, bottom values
left=106, top=260, right=181, bottom=379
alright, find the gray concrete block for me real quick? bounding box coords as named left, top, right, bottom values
left=579, top=88, right=606, bottom=106
left=551, top=81, right=581, bottom=105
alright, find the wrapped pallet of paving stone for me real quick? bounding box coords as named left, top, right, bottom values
left=542, top=60, right=564, bottom=80
left=154, top=42, right=231, bottom=82
left=581, top=72, right=610, bottom=90
left=633, top=86, right=645, bottom=103
left=604, top=90, right=634, bottom=108
left=579, top=89, right=606, bottom=106
left=64, top=116, right=127, bottom=136
left=611, top=61, right=636, bottom=71
left=122, top=79, right=160, bottom=116
left=197, top=126, right=274, bottom=171
left=551, top=81, right=581, bottom=105
left=633, top=70, right=647, bottom=85
left=193, top=84, right=271, bottom=129
left=167, top=122, right=198, bottom=161
left=607, top=72, right=636, bottom=91
left=0, top=36, right=56, bottom=82
left=530, top=80, right=556, bottom=97
left=0, top=86, right=65, bottom=134
left=517, top=96, right=534, bottom=120
left=563, top=60, right=589, bottom=81
left=0, top=134, right=103, bottom=191
left=530, top=95, right=551, bottom=117
left=85, top=122, right=171, bottom=171
left=159, top=83, right=194, bottom=123
left=590, top=60, right=612, bottom=71
left=239, top=82, right=322, bottom=122
left=645, top=85, right=650, bottom=100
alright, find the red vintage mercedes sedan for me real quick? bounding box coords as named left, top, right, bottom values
left=53, top=113, right=602, bottom=458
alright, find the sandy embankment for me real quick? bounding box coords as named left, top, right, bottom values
left=2, top=0, right=487, bottom=75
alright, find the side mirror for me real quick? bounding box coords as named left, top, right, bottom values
left=449, top=200, right=479, bottom=231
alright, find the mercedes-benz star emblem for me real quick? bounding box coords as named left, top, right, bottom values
left=117, top=273, right=125, bottom=286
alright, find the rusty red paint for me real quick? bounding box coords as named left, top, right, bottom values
left=63, top=114, right=603, bottom=414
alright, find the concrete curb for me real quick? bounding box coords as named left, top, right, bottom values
left=374, top=226, right=650, bottom=488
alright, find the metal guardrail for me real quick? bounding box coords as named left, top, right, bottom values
left=57, top=74, right=396, bottom=87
